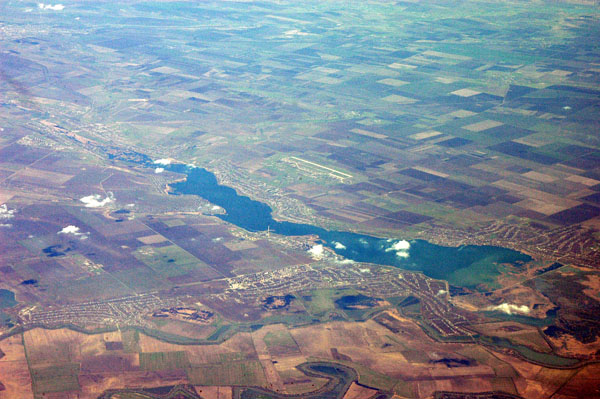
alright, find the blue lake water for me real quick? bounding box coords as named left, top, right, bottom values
left=166, top=164, right=532, bottom=290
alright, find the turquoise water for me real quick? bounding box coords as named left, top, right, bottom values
left=0, top=289, right=16, bottom=328
left=0, top=289, right=16, bottom=309
left=483, top=307, right=558, bottom=328
left=167, top=164, right=532, bottom=289
left=480, top=335, right=579, bottom=367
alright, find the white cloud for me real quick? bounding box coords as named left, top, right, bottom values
left=333, top=241, right=346, bottom=250
left=80, top=194, right=114, bottom=208
left=0, top=204, right=15, bottom=220
left=308, top=244, right=324, bottom=259
left=358, top=238, right=368, bottom=246
left=335, top=259, right=355, bottom=265
left=154, top=167, right=164, bottom=174
left=437, top=289, right=448, bottom=296
left=487, top=303, right=530, bottom=315
left=58, top=225, right=80, bottom=235
left=38, top=3, right=65, bottom=10
left=386, top=240, right=410, bottom=251
left=58, top=225, right=89, bottom=239
left=385, top=239, right=410, bottom=259
left=211, top=205, right=221, bottom=211
left=154, top=158, right=171, bottom=165
left=0, top=223, right=12, bottom=228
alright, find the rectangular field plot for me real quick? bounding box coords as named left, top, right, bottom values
left=139, top=351, right=190, bottom=371
left=133, top=245, right=209, bottom=278
left=186, top=360, right=267, bottom=387
left=30, top=362, right=80, bottom=395
left=263, top=330, right=301, bottom=357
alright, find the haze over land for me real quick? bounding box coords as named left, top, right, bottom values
left=0, top=0, right=599, bottom=398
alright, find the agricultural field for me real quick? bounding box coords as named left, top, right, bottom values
left=3, top=314, right=599, bottom=399
left=0, top=0, right=600, bottom=398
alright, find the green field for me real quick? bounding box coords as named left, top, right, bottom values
left=263, top=330, right=300, bottom=354
left=186, top=360, right=268, bottom=386
left=30, top=362, right=80, bottom=395
left=139, top=351, right=190, bottom=371
left=133, top=245, right=206, bottom=278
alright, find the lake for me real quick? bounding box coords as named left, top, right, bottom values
left=166, top=164, right=532, bottom=290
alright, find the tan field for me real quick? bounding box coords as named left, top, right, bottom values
left=343, top=382, right=378, bottom=399
left=0, top=312, right=598, bottom=398
left=0, top=336, right=33, bottom=399
left=193, top=386, right=233, bottom=399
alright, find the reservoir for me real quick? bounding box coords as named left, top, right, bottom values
left=166, top=164, right=531, bottom=290
left=0, top=289, right=16, bottom=328
left=0, top=289, right=16, bottom=309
